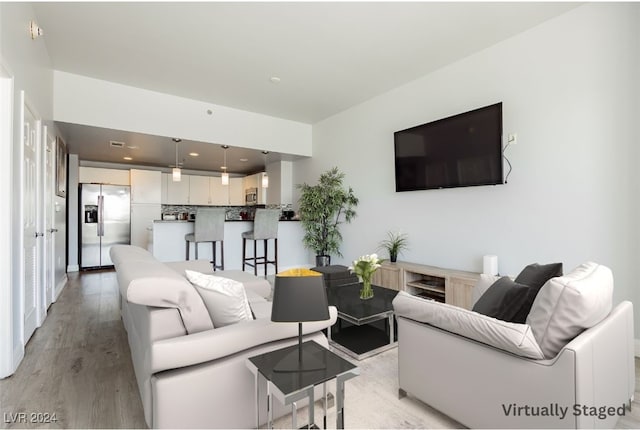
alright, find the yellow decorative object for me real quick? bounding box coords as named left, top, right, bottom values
left=277, top=268, right=322, bottom=277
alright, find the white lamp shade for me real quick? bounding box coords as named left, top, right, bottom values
left=221, top=172, right=229, bottom=185
left=262, top=173, right=269, bottom=188
left=172, top=167, right=181, bottom=182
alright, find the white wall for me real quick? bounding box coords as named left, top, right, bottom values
left=0, top=2, right=59, bottom=377
left=54, top=71, right=313, bottom=156
left=295, top=4, right=640, bottom=326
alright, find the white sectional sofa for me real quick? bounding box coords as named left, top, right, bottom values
left=110, top=245, right=337, bottom=429
left=393, top=262, right=635, bottom=429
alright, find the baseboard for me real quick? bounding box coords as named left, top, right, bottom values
left=12, top=344, right=24, bottom=375
left=635, top=339, right=640, bottom=357
left=67, top=264, right=79, bottom=272
left=53, top=275, right=67, bottom=302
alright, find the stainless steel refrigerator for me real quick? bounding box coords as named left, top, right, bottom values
left=80, top=183, right=131, bottom=269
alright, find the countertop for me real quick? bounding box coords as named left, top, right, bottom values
left=154, top=219, right=300, bottom=223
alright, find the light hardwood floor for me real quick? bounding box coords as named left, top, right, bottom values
left=0, top=271, right=146, bottom=429
left=1, top=270, right=639, bottom=429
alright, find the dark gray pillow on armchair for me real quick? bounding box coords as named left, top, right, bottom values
left=511, top=262, right=563, bottom=323
left=472, top=277, right=530, bottom=322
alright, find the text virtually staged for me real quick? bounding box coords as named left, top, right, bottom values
left=501, top=403, right=628, bottom=420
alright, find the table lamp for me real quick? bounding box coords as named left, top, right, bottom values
left=271, top=268, right=330, bottom=373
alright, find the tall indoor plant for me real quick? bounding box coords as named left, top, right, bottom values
left=297, top=167, right=359, bottom=266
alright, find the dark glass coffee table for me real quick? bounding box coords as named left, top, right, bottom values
left=326, top=283, right=399, bottom=360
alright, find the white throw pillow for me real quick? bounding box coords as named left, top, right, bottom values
left=393, top=291, right=544, bottom=359
left=526, top=262, right=613, bottom=358
left=185, top=270, right=254, bottom=328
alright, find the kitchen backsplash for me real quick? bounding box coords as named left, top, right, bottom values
left=161, top=203, right=294, bottom=221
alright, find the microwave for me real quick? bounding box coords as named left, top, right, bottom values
left=245, top=187, right=258, bottom=205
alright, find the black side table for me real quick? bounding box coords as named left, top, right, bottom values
left=311, top=265, right=358, bottom=288
left=246, top=340, right=359, bottom=429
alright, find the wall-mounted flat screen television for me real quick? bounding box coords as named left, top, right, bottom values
left=394, top=102, right=503, bottom=192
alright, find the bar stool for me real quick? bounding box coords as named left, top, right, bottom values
left=242, top=208, right=280, bottom=276
left=185, top=208, right=226, bottom=270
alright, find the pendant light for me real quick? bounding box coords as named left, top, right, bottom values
left=172, top=138, right=182, bottom=182
left=262, top=151, right=269, bottom=188
left=221, top=145, right=229, bottom=186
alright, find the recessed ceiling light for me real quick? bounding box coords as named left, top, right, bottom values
left=123, top=156, right=133, bottom=161
left=270, top=76, right=281, bottom=84
left=127, top=145, right=139, bottom=149
left=189, top=152, right=199, bottom=157
left=239, top=158, right=249, bottom=162
left=172, top=138, right=182, bottom=143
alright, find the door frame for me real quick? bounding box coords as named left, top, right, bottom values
left=0, top=62, right=16, bottom=378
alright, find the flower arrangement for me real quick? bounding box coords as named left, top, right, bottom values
left=378, top=231, right=409, bottom=262
left=349, top=253, right=383, bottom=299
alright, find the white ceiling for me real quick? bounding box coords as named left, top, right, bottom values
left=33, top=2, right=579, bottom=171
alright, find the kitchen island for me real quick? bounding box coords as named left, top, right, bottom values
left=151, top=220, right=309, bottom=274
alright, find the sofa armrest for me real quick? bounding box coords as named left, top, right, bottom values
left=150, top=306, right=337, bottom=373
left=561, top=301, right=635, bottom=429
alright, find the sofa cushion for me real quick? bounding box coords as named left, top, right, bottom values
left=185, top=270, right=254, bottom=328
left=526, top=262, right=613, bottom=358
left=511, top=262, right=563, bottom=323
left=110, top=247, right=214, bottom=334
left=393, top=291, right=544, bottom=359
left=166, top=259, right=215, bottom=276
left=110, top=244, right=157, bottom=265
left=472, top=277, right=530, bottom=321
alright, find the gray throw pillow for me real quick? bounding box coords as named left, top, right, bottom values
left=511, top=263, right=563, bottom=323
left=472, top=277, right=530, bottom=322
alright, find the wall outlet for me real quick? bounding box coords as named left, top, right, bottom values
left=508, top=133, right=518, bottom=145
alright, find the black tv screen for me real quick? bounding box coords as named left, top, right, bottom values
left=394, top=102, right=503, bottom=192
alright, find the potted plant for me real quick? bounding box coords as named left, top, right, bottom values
left=297, top=167, right=359, bottom=266
left=379, top=231, right=409, bottom=263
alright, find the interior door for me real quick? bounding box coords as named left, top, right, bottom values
left=22, top=95, right=40, bottom=343
left=44, top=129, right=55, bottom=309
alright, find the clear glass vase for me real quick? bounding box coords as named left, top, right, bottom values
left=360, top=275, right=374, bottom=300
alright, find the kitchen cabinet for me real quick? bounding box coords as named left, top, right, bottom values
left=243, top=174, right=258, bottom=190
left=210, top=177, right=244, bottom=206
left=209, top=177, right=228, bottom=205
left=160, top=173, right=246, bottom=206
left=258, top=180, right=267, bottom=205
left=243, top=172, right=267, bottom=205
left=80, top=167, right=130, bottom=185
left=131, top=204, right=160, bottom=249
left=189, top=175, right=210, bottom=205
left=130, top=169, right=161, bottom=204
left=163, top=173, right=190, bottom=205
left=229, top=177, right=244, bottom=205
